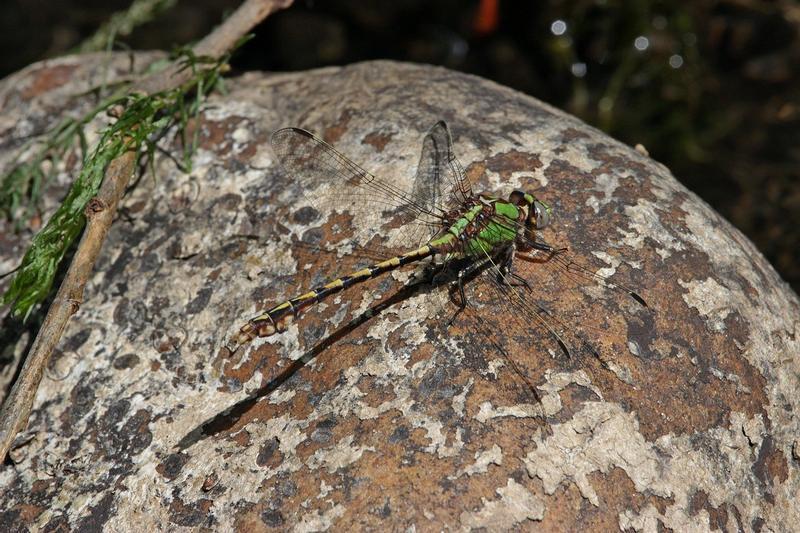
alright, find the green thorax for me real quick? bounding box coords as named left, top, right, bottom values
left=432, top=196, right=521, bottom=257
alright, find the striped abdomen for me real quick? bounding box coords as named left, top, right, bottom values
left=233, top=240, right=449, bottom=347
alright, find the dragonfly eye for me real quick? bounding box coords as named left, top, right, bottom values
left=533, top=200, right=551, bottom=229
left=509, top=190, right=527, bottom=206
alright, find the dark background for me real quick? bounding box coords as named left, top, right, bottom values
left=2, top=0, right=798, bottom=292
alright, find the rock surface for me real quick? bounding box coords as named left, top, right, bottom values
left=1, top=55, right=799, bottom=531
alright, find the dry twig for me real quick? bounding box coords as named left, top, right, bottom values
left=0, top=0, right=294, bottom=463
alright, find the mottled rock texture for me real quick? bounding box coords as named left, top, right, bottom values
left=1, top=55, right=799, bottom=532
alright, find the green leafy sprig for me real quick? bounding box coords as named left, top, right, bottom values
left=2, top=45, right=236, bottom=319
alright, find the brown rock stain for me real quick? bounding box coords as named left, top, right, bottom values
left=538, top=467, right=674, bottom=531
left=560, top=127, right=591, bottom=144
left=329, top=437, right=464, bottom=527
left=362, top=129, right=394, bottom=152
left=168, top=490, right=213, bottom=527
left=356, top=375, right=397, bottom=408
left=323, top=108, right=353, bottom=144
left=20, top=64, right=78, bottom=100
left=753, top=435, right=789, bottom=490
left=484, top=149, right=543, bottom=178
left=689, top=490, right=730, bottom=531
left=230, top=428, right=251, bottom=448
left=12, top=504, right=45, bottom=524
left=186, top=114, right=261, bottom=162
left=256, top=437, right=283, bottom=469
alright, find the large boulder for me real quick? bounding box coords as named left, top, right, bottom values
left=1, top=55, right=798, bottom=531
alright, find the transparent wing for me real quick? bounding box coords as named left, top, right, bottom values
left=271, top=127, right=448, bottom=254
left=412, top=121, right=474, bottom=212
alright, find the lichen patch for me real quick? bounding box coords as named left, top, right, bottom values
left=458, top=478, right=545, bottom=530
left=449, top=444, right=503, bottom=480
left=679, top=277, right=735, bottom=333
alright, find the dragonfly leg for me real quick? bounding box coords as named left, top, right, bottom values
left=446, top=258, right=489, bottom=325
left=497, top=243, right=532, bottom=291
left=517, top=227, right=569, bottom=257
left=515, top=243, right=568, bottom=264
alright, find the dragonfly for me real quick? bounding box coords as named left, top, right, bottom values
left=229, top=121, right=646, bottom=363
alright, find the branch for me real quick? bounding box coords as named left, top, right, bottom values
left=0, top=0, right=294, bottom=464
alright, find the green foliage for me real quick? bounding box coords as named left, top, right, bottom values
left=0, top=109, right=96, bottom=228
left=1, top=44, right=240, bottom=319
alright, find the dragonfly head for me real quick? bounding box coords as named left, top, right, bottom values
left=509, top=190, right=552, bottom=230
